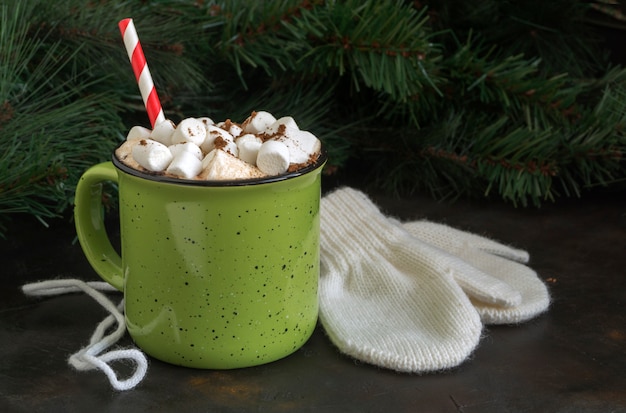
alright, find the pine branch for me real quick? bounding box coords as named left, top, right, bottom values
left=293, top=0, right=441, bottom=101
left=426, top=0, right=609, bottom=77
left=1, top=0, right=625, bottom=236
left=209, top=1, right=441, bottom=99
left=359, top=72, right=626, bottom=207
left=26, top=0, right=212, bottom=123
left=208, top=0, right=317, bottom=80
left=0, top=1, right=124, bottom=236
left=201, top=0, right=624, bottom=206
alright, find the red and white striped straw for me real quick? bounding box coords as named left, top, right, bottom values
left=118, top=18, right=165, bottom=128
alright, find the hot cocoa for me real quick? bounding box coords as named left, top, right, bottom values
left=115, top=111, right=322, bottom=180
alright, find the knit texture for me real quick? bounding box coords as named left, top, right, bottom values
left=319, top=187, right=483, bottom=373
left=402, top=221, right=551, bottom=324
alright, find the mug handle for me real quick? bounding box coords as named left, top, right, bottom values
left=74, top=161, right=124, bottom=291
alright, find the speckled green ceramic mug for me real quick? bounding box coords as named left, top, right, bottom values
left=74, top=147, right=326, bottom=369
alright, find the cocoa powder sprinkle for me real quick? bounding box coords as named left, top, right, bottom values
left=214, top=136, right=227, bottom=150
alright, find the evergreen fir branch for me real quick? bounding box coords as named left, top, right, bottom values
left=25, top=0, right=211, bottom=122
left=204, top=0, right=620, bottom=206
left=209, top=0, right=317, bottom=79
left=294, top=0, right=442, bottom=101
left=426, top=0, right=609, bottom=77
left=0, top=1, right=124, bottom=237
left=357, top=78, right=625, bottom=207
left=1, top=0, right=624, bottom=233
left=557, top=83, right=626, bottom=193
left=436, top=33, right=584, bottom=122
left=0, top=135, right=66, bottom=216
left=210, top=1, right=442, bottom=99
left=0, top=93, right=124, bottom=236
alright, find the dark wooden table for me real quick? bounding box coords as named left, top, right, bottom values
left=1, top=181, right=625, bottom=412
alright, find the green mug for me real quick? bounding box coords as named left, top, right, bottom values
left=74, top=146, right=326, bottom=369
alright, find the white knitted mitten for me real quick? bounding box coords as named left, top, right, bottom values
left=402, top=221, right=550, bottom=324
left=319, top=187, right=483, bottom=373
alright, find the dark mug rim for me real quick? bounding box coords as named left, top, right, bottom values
left=112, top=141, right=327, bottom=187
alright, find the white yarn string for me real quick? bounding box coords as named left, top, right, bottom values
left=23, top=280, right=117, bottom=296
left=22, top=279, right=148, bottom=391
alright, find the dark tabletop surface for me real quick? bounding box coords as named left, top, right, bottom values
left=1, top=178, right=625, bottom=413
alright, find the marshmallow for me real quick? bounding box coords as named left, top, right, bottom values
left=171, top=118, right=207, bottom=146
left=201, top=125, right=235, bottom=153
left=257, top=140, right=290, bottom=175
left=132, top=139, right=173, bottom=172
left=166, top=150, right=203, bottom=179
left=151, top=120, right=176, bottom=146
left=266, top=116, right=299, bottom=135
left=198, top=117, right=214, bottom=129
left=219, top=138, right=239, bottom=157
left=236, top=134, right=263, bottom=165
left=228, top=123, right=243, bottom=138
left=276, top=129, right=322, bottom=164
left=118, top=110, right=322, bottom=181
left=168, top=142, right=203, bottom=160
left=200, top=149, right=267, bottom=180
left=126, top=126, right=152, bottom=141
left=216, top=121, right=242, bottom=137
left=242, top=111, right=277, bottom=134
left=115, top=140, right=142, bottom=170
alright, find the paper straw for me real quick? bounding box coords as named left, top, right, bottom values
left=118, top=18, right=165, bottom=128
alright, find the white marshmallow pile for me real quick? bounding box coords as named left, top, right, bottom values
left=116, top=111, right=322, bottom=180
